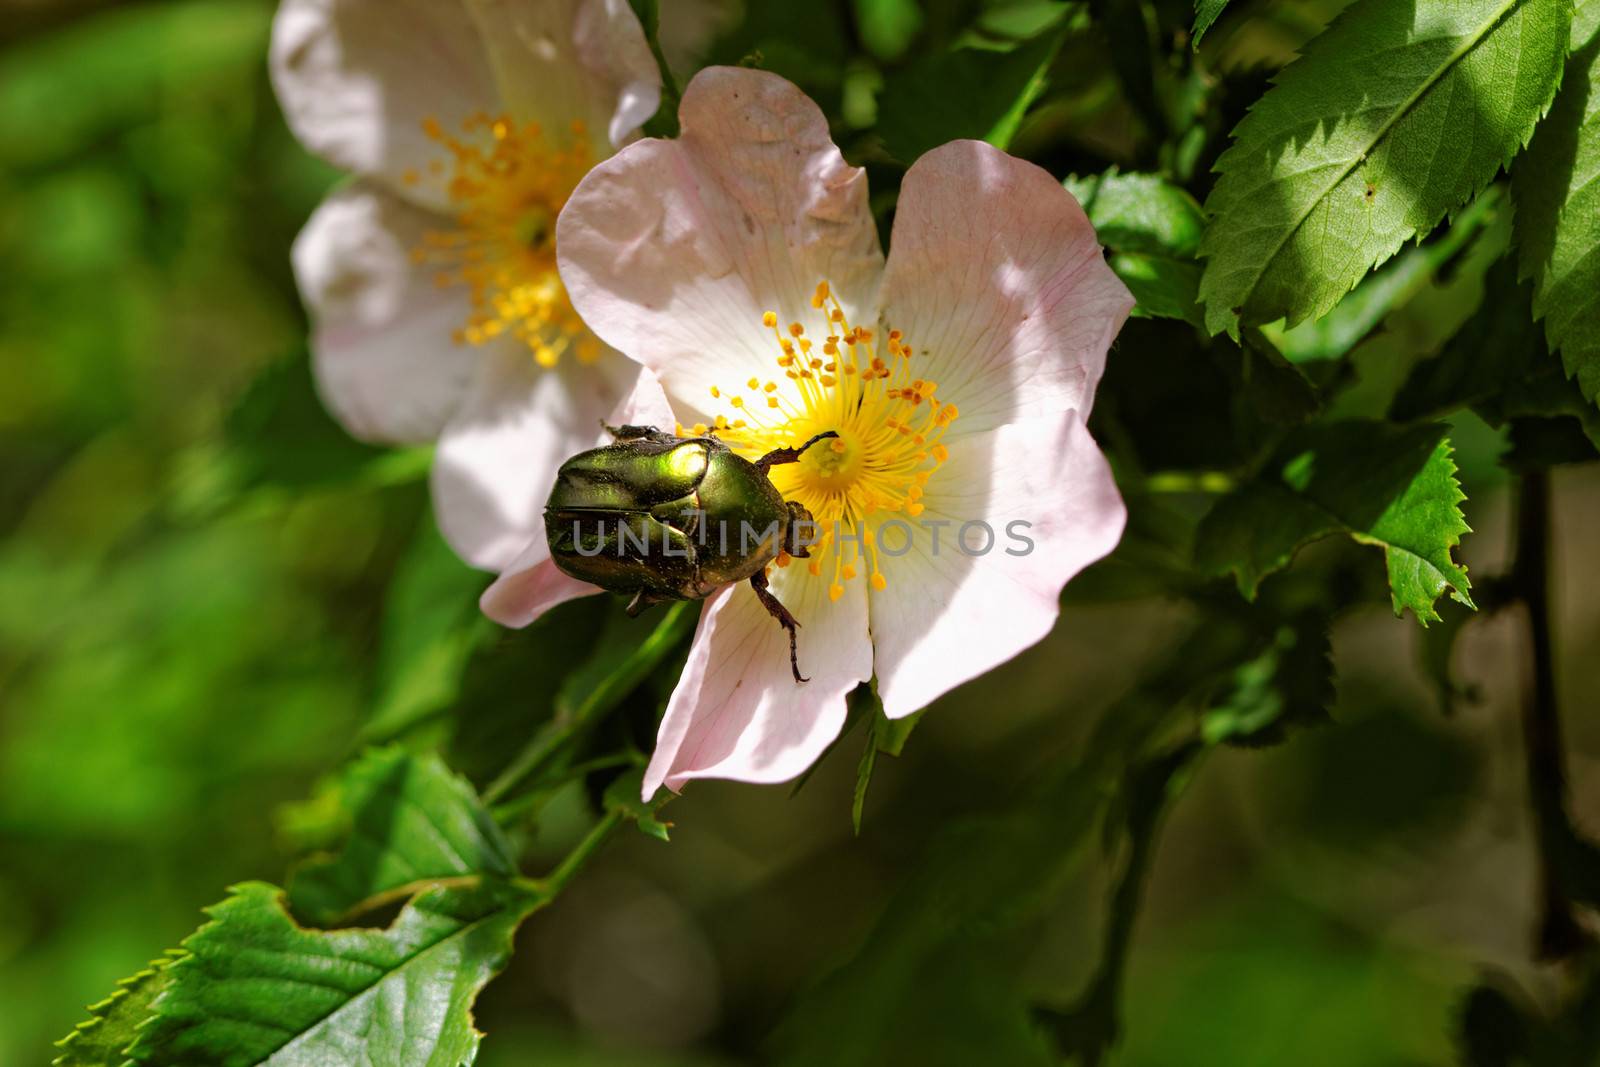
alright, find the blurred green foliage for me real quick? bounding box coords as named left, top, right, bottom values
left=6, top=1, right=1600, bottom=1065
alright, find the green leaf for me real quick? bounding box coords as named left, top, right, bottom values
left=854, top=0, right=924, bottom=60
left=1392, top=255, right=1600, bottom=454
left=1196, top=420, right=1475, bottom=624
left=284, top=747, right=517, bottom=925
left=602, top=767, right=673, bottom=842
left=1200, top=619, right=1334, bottom=746
left=200, top=351, right=424, bottom=502
left=363, top=520, right=492, bottom=742
left=1066, top=171, right=1206, bottom=324
left=875, top=28, right=1062, bottom=163
left=848, top=684, right=919, bottom=834
left=1199, top=0, right=1572, bottom=337
left=126, top=881, right=541, bottom=1067
left=1193, top=0, right=1233, bottom=45
left=774, top=762, right=1109, bottom=1067
left=54, top=955, right=178, bottom=1067
left=1267, top=186, right=1502, bottom=363
left=1513, top=2, right=1600, bottom=408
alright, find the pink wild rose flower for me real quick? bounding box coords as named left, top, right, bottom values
left=483, top=67, right=1134, bottom=797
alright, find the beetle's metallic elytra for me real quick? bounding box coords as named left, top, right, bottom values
left=544, top=425, right=838, bottom=682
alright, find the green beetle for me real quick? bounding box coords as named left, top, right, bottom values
left=545, top=425, right=837, bottom=682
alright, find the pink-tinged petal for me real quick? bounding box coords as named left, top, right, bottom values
left=557, top=66, right=885, bottom=424
left=293, top=181, right=478, bottom=445
left=463, top=0, right=659, bottom=152
left=879, top=140, right=1134, bottom=435
left=573, top=0, right=663, bottom=149
left=869, top=412, right=1125, bottom=719
left=643, top=567, right=872, bottom=797
left=270, top=0, right=496, bottom=213
left=477, top=368, right=677, bottom=626
left=480, top=542, right=600, bottom=628
left=433, top=346, right=637, bottom=572
left=605, top=358, right=680, bottom=429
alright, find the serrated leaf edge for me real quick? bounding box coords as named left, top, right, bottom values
left=52, top=953, right=182, bottom=1067
left=127, top=881, right=541, bottom=1066
left=1200, top=0, right=1570, bottom=336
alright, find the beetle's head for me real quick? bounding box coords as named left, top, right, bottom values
left=782, top=500, right=820, bottom=559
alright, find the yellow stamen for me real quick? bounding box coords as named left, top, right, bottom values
left=706, top=281, right=959, bottom=597
left=414, top=112, right=595, bottom=367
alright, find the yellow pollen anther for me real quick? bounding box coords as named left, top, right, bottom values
left=702, top=279, right=960, bottom=603
left=414, top=112, right=594, bottom=368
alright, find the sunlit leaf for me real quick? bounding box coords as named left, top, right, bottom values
left=1513, top=1, right=1600, bottom=409
left=126, top=881, right=541, bottom=1067
left=54, top=955, right=177, bottom=1067
left=1196, top=420, right=1474, bottom=623
left=1268, top=187, right=1501, bottom=363
left=1200, top=0, right=1571, bottom=336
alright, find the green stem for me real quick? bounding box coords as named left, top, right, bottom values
left=483, top=601, right=693, bottom=806
left=540, top=809, right=626, bottom=897
left=490, top=752, right=643, bottom=824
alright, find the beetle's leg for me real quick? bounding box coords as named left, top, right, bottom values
left=755, top=430, right=840, bottom=475
left=625, top=589, right=655, bottom=617
left=783, top=499, right=818, bottom=559
left=749, top=569, right=806, bottom=683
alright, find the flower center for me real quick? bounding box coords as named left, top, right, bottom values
left=404, top=113, right=598, bottom=368
left=682, top=281, right=959, bottom=601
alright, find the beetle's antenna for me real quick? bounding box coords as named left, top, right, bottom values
left=755, top=431, right=839, bottom=474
